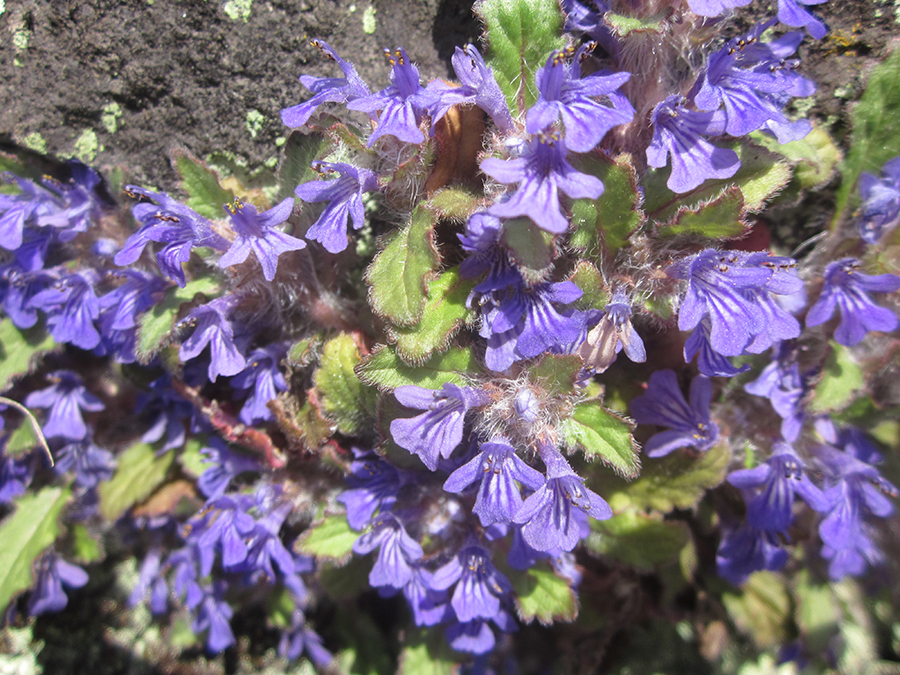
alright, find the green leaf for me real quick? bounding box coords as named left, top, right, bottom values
left=287, top=334, right=324, bottom=368
left=389, top=267, right=476, bottom=364
left=278, top=129, right=329, bottom=201
left=0, top=318, right=56, bottom=393
left=586, top=511, right=689, bottom=569
left=560, top=402, right=640, bottom=479
left=500, top=217, right=555, bottom=281
left=570, top=154, right=644, bottom=258
left=835, top=48, right=900, bottom=224
left=476, top=0, right=565, bottom=115
left=604, top=11, right=667, bottom=36
left=509, top=563, right=577, bottom=625
left=71, top=523, right=103, bottom=564
left=98, top=443, right=175, bottom=521
left=296, top=513, right=358, bottom=563
left=427, top=187, right=483, bottom=222
left=177, top=436, right=207, bottom=479
left=722, top=571, right=792, bottom=649
left=398, top=627, right=459, bottom=675
left=4, top=417, right=41, bottom=458
left=136, top=276, right=222, bottom=362
left=568, top=260, right=609, bottom=311
left=619, top=443, right=731, bottom=512
left=751, top=125, right=841, bottom=191
left=809, top=343, right=865, bottom=413
left=643, top=141, right=791, bottom=221
left=356, top=344, right=480, bottom=391
left=366, top=206, right=439, bottom=327
left=530, top=353, right=585, bottom=396
left=172, top=149, right=235, bottom=220
left=313, top=333, right=377, bottom=436
left=0, top=486, right=72, bottom=613
left=794, top=570, right=840, bottom=654
left=657, top=186, right=748, bottom=239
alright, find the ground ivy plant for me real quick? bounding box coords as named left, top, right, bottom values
left=2, top=0, right=900, bottom=672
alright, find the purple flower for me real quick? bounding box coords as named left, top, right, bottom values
left=192, top=584, right=235, bottom=653
left=432, top=544, right=512, bottom=623
left=687, top=0, right=752, bottom=16
left=178, top=296, right=247, bottom=382
left=0, top=265, right=54, bottom=329
left=294, top=162, right=379, bottom=253
left=25, top=370, right=105, bottom=441
left=115, top=186, right=230, bottom=287
left=526, top=45, right=633, bottom=152
left=858, top=156, right=900, bottom=244
left=189, top=494, right=257, bottom=574
left=231, top=344, right=288, bottom=424
left=777, top=0, right=827, bottom=40
left=744, top=343, right=806, bottom=442
left=197, top=439, right=260, bottom=498
left=446, top=610, right=517, bottom=655
left=483, top=133, right=604, bottom=234
left=54, top=437, right=116, bottom=489
left=693, top=25, right=815, bottom=138
left=137, top=375, right=194, bottom=451
left=278, top=609, right=332, bottom=666
left=647, top=96, right=739, bottom=194
left=727, top=443, right=828, bottom=532
left=513, top=444, right=611, bottom=552
left=337, top=448, right=402, bottom=530
left=28, top=269, right=102, bottom=350
left=0, top=453, right=34, bottom=503
left=669, top=249, right=799, bottom=357
left=806, top=258, right=900, bottom=346
left=28, top=553, right=89, bottom=616
left=716, top=524, right=788, bottom=585
left=816, top=429, right=897, bottom=580
left=482, top=281, right=586, bottom=372
left=129, top=549, right=169, bottom=615
left=347, top=47, right=435, bottom=146
left=443, top=440, right=545, bottom=526
left=684, top=319, right=750, bottom=377
left=578, top=291, right=646, bottom=373
left=403, top=565, right=452, bottom=626
left=630, top=370, right=719, bottom=457
left=427, top=45, right=514, bottom=133
left=353, top=514, right=424, bottom=589
left=281, top=39, right=371, bottom=128
left=217, top=197, right=305, bottom=281
left=389, top=383, right=490, bottom=471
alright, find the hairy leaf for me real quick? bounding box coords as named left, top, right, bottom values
left=313, top=333, right=377, bottom=436
left=172, top=149, right=235, bottom=220
left=296, top=513, right=358, bottom=563
left=752, top=125, right=841, bottom=192
left=722, top=571, right=792, bottom=649
left=0, top=486, right=72, bottom=613
left=560, top=402, right=640, bottom=479
left=398, top=628, right=459, bottom=675
left=98, top=443, right=175, bottom=521
left=569, top=260, right=609, bottom=311
left=278, top=129, right=329, bottom=201
left=570, top=154, right=644, bottom=258
left=366, top=206, right=439, bottom=327
left=509, top=563, right=578, bottom=625
left=476, top=0, right=566, bottom=115
left=835, top=48, right=900, bottom=224
left=356, top=344, right=480, bottom=391
left=657, top=186, right=748, bottom=239
left=587, top=511, right=690, bottom=569
left=530, top=353, right=584, bottom=396
left=136, top=276, right=222, bottom=363
left=809, top=343, right=865, bottom=414
left=389, top=267, right=475, bottom=364
left=0, top=318, right=56, bottom=393
left=501, top=217, right=555, bottom=280
left=618, top=443, right=731, bottom=512
left=427, top=187, right=484, bottom=222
